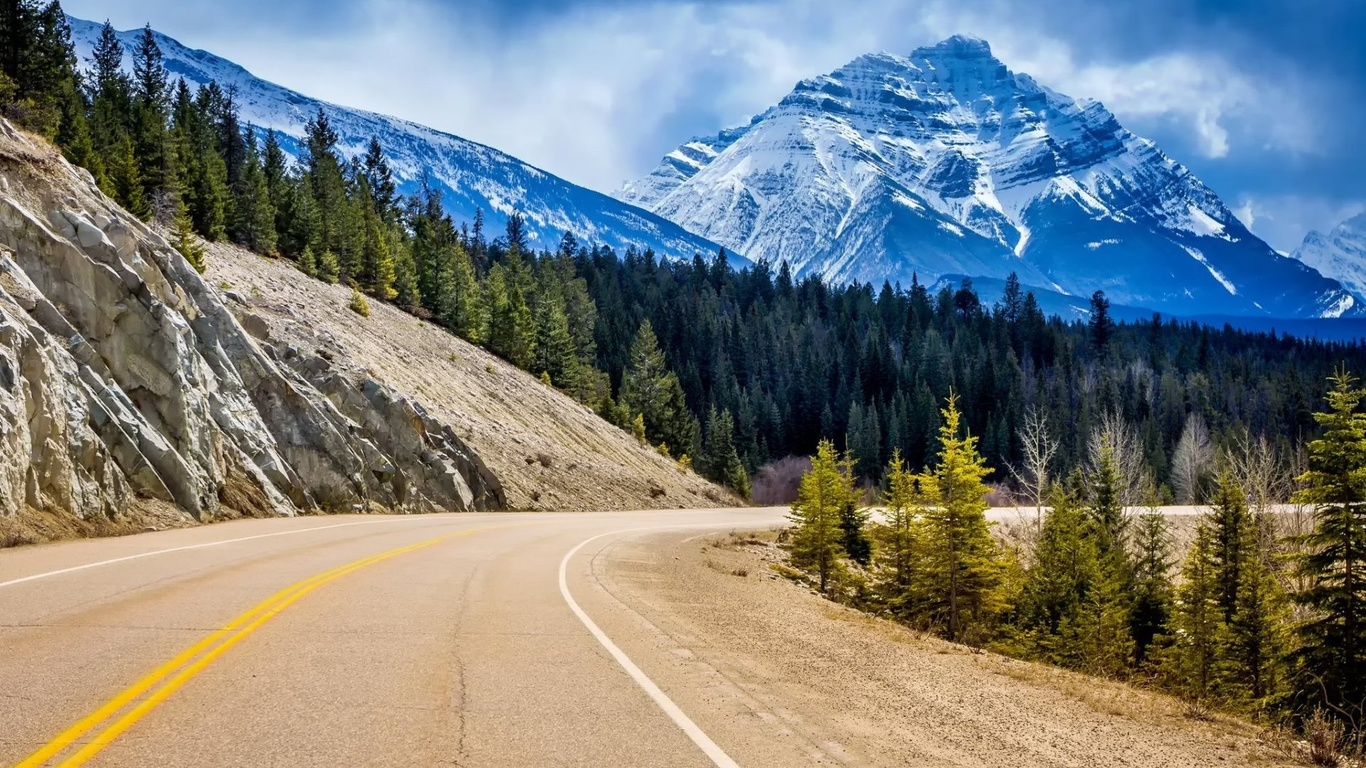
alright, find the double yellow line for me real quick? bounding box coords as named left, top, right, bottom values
left=18, top=529, right=477, bottom=767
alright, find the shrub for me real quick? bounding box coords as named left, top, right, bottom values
left=347, top=287, right=370, bottom=317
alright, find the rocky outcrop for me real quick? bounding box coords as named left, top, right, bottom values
left=0, top=120, right=501, bottom=538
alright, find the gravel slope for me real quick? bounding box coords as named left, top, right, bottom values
left=205, top=243, right=733, bottom=511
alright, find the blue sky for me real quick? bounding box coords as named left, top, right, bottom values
left=70, top=0, right=1365, bottom=251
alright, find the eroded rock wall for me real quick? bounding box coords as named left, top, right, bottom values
left=0, top=120, right=501, bottom=537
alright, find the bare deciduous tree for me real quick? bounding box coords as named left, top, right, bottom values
left=1009, top=405, right=1057, bottom=515
left=1170, top=413, right=1214, bottom=504
left=1225, top=430, right=1291, bottom=513
left=1088, top=411, right=1150, bottom=509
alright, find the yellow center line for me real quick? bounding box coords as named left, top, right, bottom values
left=18, top=526, right=493, bottom=768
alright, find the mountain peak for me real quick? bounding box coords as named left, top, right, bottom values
left=622, top=36, right=1358, bottom=319
left=913, top=34, right=995, bottom=60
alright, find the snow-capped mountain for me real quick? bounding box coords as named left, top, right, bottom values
left=622, top=36, right=1354, bottom=318
left=1293, top=213, right=1366, bottom=305
left=68, top=17, right=732, bottom=261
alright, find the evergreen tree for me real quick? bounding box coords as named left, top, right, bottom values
left=701, top=407, right=750, bottom=497
left=361, top=136, right=396, bottom=221
left=873, top=450, right=923, bottom=618
left=170, top=198, right=204, bottom=273
left=533, top=292, right=578, bottom=389
left=1290, top=370, right=1366, bottom=718
left=1089, top=290, right=1113, bottom=352
left=1227, top=523, right=1289, bottom=704
left=1169, top=524, right=1224, bottom=701
left=1209, top=471, right=1251, bottom=624
left=916, top=393, right=1005, bottom=643
left=789, top=440, right=855, bottom=594
left=357, top=186, right=396, bottom=300
left=1129, top=510, right=1174, bottom=665
left=437, top=242, right=483, bottom=342
left=620, top=320, right=694, bottom=452
left=230, top=126, right=277, bottom=253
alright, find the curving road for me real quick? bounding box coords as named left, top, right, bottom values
left=0, top=509, right=786, bottom=767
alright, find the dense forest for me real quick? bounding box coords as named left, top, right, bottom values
left=4, top=4, right=1366, bottom=502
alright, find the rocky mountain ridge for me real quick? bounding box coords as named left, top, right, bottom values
left=1293, top=212, right=1366, bottom=305
left=67, top=16, right=735, bottom=264
left=622, top=36, right=1355, bottom=319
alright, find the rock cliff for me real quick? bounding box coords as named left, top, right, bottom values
left=0, top=120, right=502, bottom=544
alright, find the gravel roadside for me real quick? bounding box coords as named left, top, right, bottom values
left=597, top=529, right=1300, bottom=768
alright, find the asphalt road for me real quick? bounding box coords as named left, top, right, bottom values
left=0, top=508, right=787, bottom=768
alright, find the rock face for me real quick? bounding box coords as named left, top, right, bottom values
left=0, top=120, right=501, bottom=539
left=622, top=36, right=1356, bottom=318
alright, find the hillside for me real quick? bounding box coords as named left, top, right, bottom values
left=67, top=16, right=736, bottom=263
left=203, top=240, right=733, bottom=512
left=0, top=121, right=729, bottom=545
left=623, top=36, right=1353, bottom=318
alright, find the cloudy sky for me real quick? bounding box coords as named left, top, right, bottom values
left=70, top=0, right=1365, bottom=251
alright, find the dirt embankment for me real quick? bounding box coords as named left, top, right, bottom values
left=598, top=529, right=1300, bottom=768
left=204, top=242, right=735, bottom=512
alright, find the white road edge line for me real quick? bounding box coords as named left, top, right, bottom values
left=0, top=518, right=439, bottom=591
left=559, top=527, right=742, bottom=768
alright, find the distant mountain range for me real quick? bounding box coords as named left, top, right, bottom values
left=69, top=19, right=1365, bottom=322
left=621, top=36, right=1360, bottom=319
left=67, top=17, right=733, bottom=262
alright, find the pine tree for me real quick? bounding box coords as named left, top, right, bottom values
left=917, top=392, right=1005, bottom=643
left=1227, top=522, right=1289, bottom=704
left=789, top=440, right=855, bottom=594
left=130, top=24, right=170, bottom=204
left=1129, top=510, right=1174, bottom=665
left=1209, top=471, right=1251, bottom=624
left=437, top=242, right=483, bottom=342
left=316, top=249, right=339, bottom=284
left=620, top=320, right=694, bottom=451
left=171, top=198, right=204, bottom=273
left=230, top=126, right=276, bottom=253
left=533, top=292, right=578, bottom=389
left=1290, top=370, right=1366, bottom=717
left=361, top=136, right=396, bottom=222
left=1169, top=524, right=1224, bottom=701
left=701, top=407, right=750, bottom=498
left=358, top=191, right=396, bottom=300
left=873, top=450, right=923, bottom=618
left=297, top=244, right=317, bottom=277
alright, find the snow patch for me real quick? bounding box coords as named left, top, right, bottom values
left=1181, top=245, right=1237, bottom=295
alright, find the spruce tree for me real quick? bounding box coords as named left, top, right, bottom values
left=1169, top=524, right=1224, bottom=701
left=1290, top=370, right=1366, bottom=717
left=1227, top=524, right=1289, bottom=704
left=917, top=392, right=1005, bottom=643
left=171, top=198, right=205, bottom=273
left=533, top=292, right=578, bottom=389
left=1209, top=471, right=1251, bottom=624
left=789, top=440, right=854, bottom=594
left=1129, top=510, right=1174, bottom=665
left=701, top=407, right=750, bottom=498
left=873, top=450, right=923, bottom=618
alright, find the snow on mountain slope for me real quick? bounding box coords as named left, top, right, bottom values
left=623, top=36, right=1354, bottom=318
left=1293, top=213, right=1366, bottom=305
left=68, top=17, right=735, bottom=262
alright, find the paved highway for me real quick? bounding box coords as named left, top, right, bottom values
left=0, top=509, right=786, bottom=767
